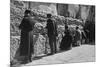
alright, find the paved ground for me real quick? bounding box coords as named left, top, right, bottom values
left=15, top=45, right=95, bottom=67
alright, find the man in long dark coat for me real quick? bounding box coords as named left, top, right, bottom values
left=46, top=14, right=58, bottom=55
left=19, top=10, right=35, bottom=62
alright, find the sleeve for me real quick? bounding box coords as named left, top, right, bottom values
left=29, top=17, right=35, bottom=28
left=46, top=19, right=51, bottom=29
left=55, top=23, right=58, bottom=36
left=19, top=19, right=24, bottom=29
left=46, top=21, right=49, bottom=29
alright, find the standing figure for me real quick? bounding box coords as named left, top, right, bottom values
left=60, top=25, right=72, bottom=51
left=19, top=10, right=35, bottom=63
left=74, top=26, right=82, bottom=46
left=46, top=14, right=58, bottom=55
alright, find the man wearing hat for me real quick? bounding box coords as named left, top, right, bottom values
left=19, top=10, right=35, bottom=63
left=46, top=14, right=58, bottom=55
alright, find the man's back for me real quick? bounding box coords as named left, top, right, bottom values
left=46, top=19, right=56, bottom=37
left=19, top=16, right=35, bottom=31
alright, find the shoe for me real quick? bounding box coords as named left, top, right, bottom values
left=20, top=60, right=29, bottom=64
left=55, top=51, right=57, bottom=53
left=47, top=53, right=54, bottom=56
left=29, top=59, right=32, bottom=62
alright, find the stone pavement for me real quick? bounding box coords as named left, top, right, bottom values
left=19, top=45, right=95, bottom=67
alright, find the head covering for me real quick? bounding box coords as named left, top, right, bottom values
left=65, top=25, right=68, bottom=30
left=76, top=26, right=79, bottom=30
left=24, top=10, right=31, bottom=15
left=47, top=14, right=52, bottom=18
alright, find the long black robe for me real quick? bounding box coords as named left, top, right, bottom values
left=60, top=30, right=72, bottom=51
left=19, top=16, right=35, bottom=56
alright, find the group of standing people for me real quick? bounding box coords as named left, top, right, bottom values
left=19, top=10, right=83, bottom=63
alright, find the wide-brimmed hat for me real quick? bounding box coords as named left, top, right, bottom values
left=47, top=14, right=52, bottom=18
left=24, top=10, right=31, bottom=14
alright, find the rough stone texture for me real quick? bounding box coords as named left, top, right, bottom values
left=10, top=36, right=20, bottom=61
left=23, top=1, right=57, bottom=15
left=56, top=3, right=95, bottom=23
left=57, top=4, right=69, bottom=17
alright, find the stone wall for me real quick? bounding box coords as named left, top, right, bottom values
left=56, top=3, right=95, bottom=23
left=10, top=0, right=95, bottom=63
